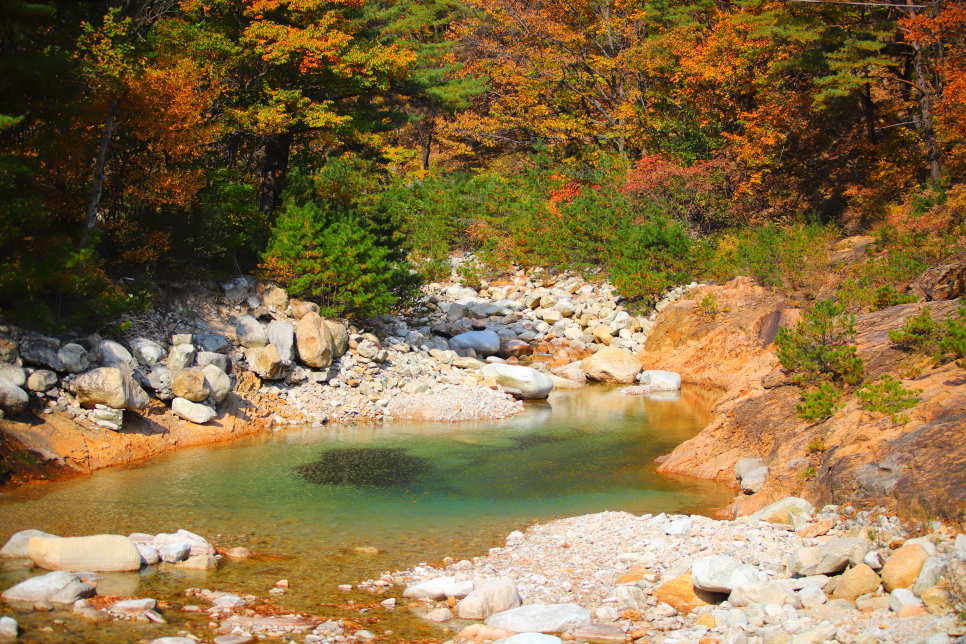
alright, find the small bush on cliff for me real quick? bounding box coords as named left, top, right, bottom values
left=856, top=374, right=922, bottom=424
left=889, top=305, right=966, bottom=367
left=796, top=382, right=845, bottom=422
left=776, top=299, right=865, bottom=387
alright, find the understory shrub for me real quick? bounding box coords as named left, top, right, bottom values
left=889, top=305, right=966, bottom=367
left=856, top=374, right=922, bottom=424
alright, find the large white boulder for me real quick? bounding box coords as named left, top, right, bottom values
left=481, top=364, right=553, bottom=399
left=449, top=330, right=501, bottom=357
left=1, top=570, right=95, bottom=604
left=0, top=376, right=28, bottom=414
left=152, top=529, right=215, bottom=556
left=458, top=578, right=522, bottom=620
left=171, top=398, right=217, bottom=424
left=129, top=338, right=166, bottom=366
left=638, top=370, right=681, bottom=391
left=581, top=346, right=641, bottom=384
left=73, top=367, right=150, bottom=410
left=0, top=529, right=59, bottom=558
left=235, top=315, right=268, bottom=348
left=485, top=604, right=592, bottom=633
left=202, top=364, right=231, bottom=403
left=691, top=555, right=759, bottom=593
left=28, top=535, right=142, bottom=572
left=403, top=576, right=474, bottom=601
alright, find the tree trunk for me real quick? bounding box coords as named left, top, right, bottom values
left=258, top=132, right=293, bottom=216
left=79, top=95, right=118, bottom=249
left=911, top=42, right=942, bottom=182
left=859, top=83, right=878, bottom=144
left=422, top=128, right=433, bottom=172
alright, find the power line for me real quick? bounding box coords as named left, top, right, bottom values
left=788, top=0, right=928, bottom=7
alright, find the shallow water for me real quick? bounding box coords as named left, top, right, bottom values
left=0, top=384, right=734, bottom=642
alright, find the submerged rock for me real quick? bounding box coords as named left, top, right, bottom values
left=296, top=448, right=431, bottom=487
left=1, top=571, right=94, bottom=604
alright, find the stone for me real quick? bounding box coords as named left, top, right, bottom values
left=167, top=343, right=196, bottom=370
left=582, top=346, right=641, bottom=383
left=174, top=554, right=218, bottom=569
left=653, top=574, right=715, bottom=614
left=262, top=284, right=289, bottom=308
left=504, top=634, right=562, bottom=644
left=403, top=576, right=473, bottom=600
left=0, top=363, right=26, bottom=387
left=485, top=603, right=592, bottom=633
left=813, top=538, right=871, bottom=575
left=833, top=564, right=880, bottom=601
left=422, top=607, right=453, bottom=622
left=638, top=369, right=681, bottom=390
left=540, top=309, right=563, bottom=323
left=172, top=397, right=217, bottom=424
left=149, top=638, right=197, bottom=644
left=449, top=330, right=501, bottom=357
left=665, top=516, right=693, bottom=535
left=291, top=301, right=320, bottom=320
left=458, top=578, right=522, bottom=620
left=0, top=616, right=16, bottom=638
left=203, top=364, right=231, bottom=403
left=74, top=367, right=150, bottom=410
left=235, top=315, right=268, bottom=348
left=592, top=325, right=613, bottom=346
left=225, top=547, right=251, bottom=559
left=137, top=544, right=160, bottom=565
left=266, top=320, right=296, bottom=364
left=325, top=320, right=349, bottom=358
left=730, top=582, right=798, bottom=607
left=111, top=597, right=156, bottom=612
left=549, top=374, right=583, bottom=389
left=91, top=340, right=137, bottom=370
left=19, top=337, right=64, bottom=371
left=0, top=376, right=28, bottom=414
left=909, top=259, right=966, bottom=301
left=749, top=497, right=814, bottom=524
left=912, top=556, right=946, bottom=598
left=248, top=344, right=285, bottom=380
left=26, top=369, right=57, bottom=391
left=553, top=300, right=576, bottom=317
left=58, top=343, right=90, bottom=373
left=1, top=571, right=94, bottom=604
left=1, top=530, right=59, bottom=558
left=192, top=334, right=227, bottom=353
left=196, top=351, right=229, bottom=372
left=692, top=556, right=758, bottom=593
left=572, top=624, right=626, bottom=642
left=480, top=363, right=553, bottom=399
left=221, top=276, right=255, bottom=301
left=28, top=535, right=141, bottom=572
left=880, top=543, right=929, bottom=591
left=447, top=302, right=469, bottom=322
left=295, top=312, right=334, bottom=368
left=157, top=542, right=191, bottom=562
left=921, top=585, right=949, bottom=606
left=171, top=368, right=210, bottom=402
left=129, top=338, right=166, bottom=366
left=145, top=365, right=173, bottom=398
left=798, top=584, right=827, bottom=609
left=888, top=587, right=922, bottom=613
left=498, top=339, right=534, bottom=359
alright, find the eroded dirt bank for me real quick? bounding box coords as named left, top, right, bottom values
left=638, top=278, right=966, bottom=525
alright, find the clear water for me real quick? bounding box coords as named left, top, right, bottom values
left=0, top=384, right=734, bottom=642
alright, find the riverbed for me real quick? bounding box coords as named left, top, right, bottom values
left=0, top=384, right=735, bottom=642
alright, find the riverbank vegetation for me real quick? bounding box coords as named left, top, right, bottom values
left=1, top=0, right=964, bottom=330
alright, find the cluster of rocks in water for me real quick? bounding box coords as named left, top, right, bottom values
left=358, top=498, right=966, bottom=644
left=0, top=264, right=690, bottom=431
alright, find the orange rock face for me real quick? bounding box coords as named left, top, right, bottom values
left=653, top=574, right=717, bottom=615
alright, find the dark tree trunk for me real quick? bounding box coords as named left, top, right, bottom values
left=911, top=42, right=942, bottom=182
left=79, top=95, right=118, bottom=250
left=422, top=129, right=433, bottom=172
left=859, top=83, right=878, bottom=144
left=258, top=132, right=293, bottom=216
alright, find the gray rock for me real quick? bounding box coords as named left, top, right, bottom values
left=129, top=338, right=166, bottom=366
left=145, top=365, right=174, bottom=399
left=889, top=587, right=922, bottom=612
left=403, top=576, right=474, bottom=600
left=458, top=578, right=522, bottom=620
left=485, top=603, right=592, bottom=633
left=0, top=616, right=17, bottom=638
left=91, top=340, right=137, bottom=370
left=111, top=597, right=156, bottom=612
left=247, top=344, right=285, bottom=379
left=137, top=544, right=160, bottom=565
left=504, top=635, right=562, bottom=644
left=446, top=303, right=469, bottom=322
left=325, top=321, right=349, bottom=358
left=171, top=368, right=210, bottom=402
left=73, top=367, right=150, bottom=410
left=0, top=376, right=28, bottom=414
left=553, top=300, right=576, bottom=317
left=0, top=530, right=59, bottom=558
left=730, top=582, right=798, bottom=607
left=235, top=315, right=268, bottom=348
left=913, top=556, right=947, bottom=597
left=266, top=321, right=295, bottom=364
left=167, top=343, right=196, bottom=370
left=449, top=330, right=501, bottom=356
left=157, top=542, right=191, bottom=562
left=813, top=538, right=870, bottom=575
left=57, top=343, right=89, bottom=373
left=171, top=398, right=217, bottom=424
left=0, top=363, right=26, bottom=386
left=27, top=369, right=57, bottom=392
left=798, top=584, right=827, bottom=609
left=1, top=571, right=94, bottom=604
left=175, top=554, right=218, bottom=569
left=152, top=529, right=214, bottom=556
left=480, top=364, right=553, bottom=400
left=220, top=276, right=256, bottom=302
left=692, top=556, right=759, bottom=593
left=20, top=337, right=64, bottom=371
left=664, top=517, right=693, bottom=536
left=750, top=497, right=814, bottom=524
left=196, top=352, right=229, bottom=372
left=202, top=364, right=231, bottom=403
left=194, top=334, right=228, bottom=353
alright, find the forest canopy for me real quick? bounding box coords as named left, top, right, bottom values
left=1, top=0, right=963, bottom=329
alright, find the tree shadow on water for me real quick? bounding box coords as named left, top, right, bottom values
left=295, top=448, right=432, bottom=488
